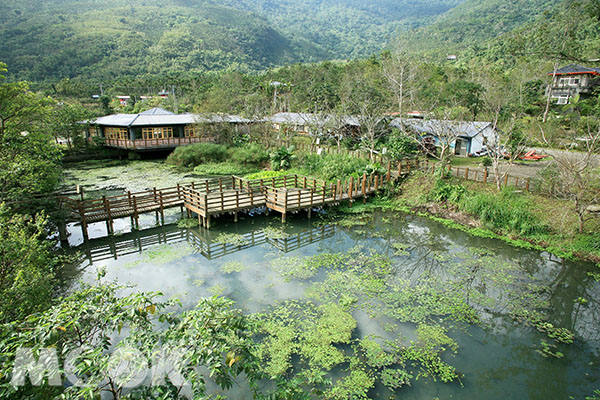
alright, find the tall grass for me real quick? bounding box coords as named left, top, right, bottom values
left=459, top=188, right=548, bottom=236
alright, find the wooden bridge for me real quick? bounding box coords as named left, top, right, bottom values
left=60, top=158, right=425, bottom=239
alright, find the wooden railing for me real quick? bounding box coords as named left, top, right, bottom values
left=104, top=136, right=207, bottom=150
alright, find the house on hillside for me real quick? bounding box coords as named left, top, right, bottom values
left=87, top=108, right=253, bottom=150
left=268, top=112, right=360, bottom=138
left=390, top=118, right=496, bottom=157
left=548, top=64, right=600, bottom=104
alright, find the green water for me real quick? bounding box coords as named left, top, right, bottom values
left=63, top=207, right=600, bottom=400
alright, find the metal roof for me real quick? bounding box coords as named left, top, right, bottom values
left=390, top=118, right=493, bottom=138
left=91, top=109, right=252, bottom=127
left=550, top=64, right=600, bottom=75
left=269, top=112, right=360, bottom=127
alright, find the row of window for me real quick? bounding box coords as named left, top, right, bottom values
left=105, top=127, right=129, bottom=140
left=557, top=77, right=581, bottom=86
left=104, top=126, right=210, bottom=140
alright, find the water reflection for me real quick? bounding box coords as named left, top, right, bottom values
left=76, top=222, right=335, bottom=264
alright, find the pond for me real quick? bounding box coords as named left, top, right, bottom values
left=62, top=205, right=600, bottom=399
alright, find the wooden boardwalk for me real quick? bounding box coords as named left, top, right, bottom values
left=60, top=159, right=425, bottom=239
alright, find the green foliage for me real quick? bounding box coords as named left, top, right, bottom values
left=296, top=153, right=370, bottom=181
left=166, top=143, right=228, bottom=168
left=270, top=146, right=297, bottom=171
left=0, top=281, right=263, bottom=399
left=228, top=143, right=269, bottom=166
left=0, top=207, right=63, bottom=324
left=387, top=129, right=419, bottom=160
left=427, top=179, right=467, bottom=203
left=0, top=75, right=62, bottom=204
left=192, top=162, right=259, bottom=176
left=177, top=217, right=199, bottom=228
left=460, top=188, right=548, bottom=235
left=244, top=170, right=289, bottom=180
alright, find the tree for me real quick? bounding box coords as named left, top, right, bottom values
left=540, top=121, right=600, bottom=233
left=0, top=207, right=62, bottom=324
left=0, top=63, right=61, bottom=204
left=340, top=71, right=389, bottom=158
left=477, top=68, right=526, bottom=190
left=381, top=40, right=416, bottom=122
left=387, top=128, right=419, bottom=160
left=46, top=102, right=92, bottom=149
left=0, top=280, right=263, bottom=399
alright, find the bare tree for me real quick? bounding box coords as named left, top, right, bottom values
left=477, top=70, right=526, bottom=189
left=381, top=40, right=416, bottom=124
left=540, top=122, right=600, bottom=233
left=340, top=71, right=390, bottom=159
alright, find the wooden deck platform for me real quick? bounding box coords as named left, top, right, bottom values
left=60, top=159, right=426, bottom=239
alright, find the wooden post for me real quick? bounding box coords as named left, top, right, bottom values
left=375, top=175, right=379, bottom=191
left=465, top=168, right=469, bottom=180
left=348, top=177, right=354, bottom=205
left=303, top=176, right=307, bottom=189
left=504, top=174, right=509, bottom=187
left=515, top=176, right=519, bottom=188
left=398, top=162, right=402, bottom=176
left=205, top=180, right=209, bottom=194
left=159, top=191, right=165, bottom=224
left=206, top=214, right=211, bottom=229
left=133, top=195, right=139, bottom=229
left=386, top=161, right=391, bottom=182
left=484, top=169, right=488, bottom=183
left=362, top=173, right=367, bottom=204
left=336, top=180, right=341, bottom=200
left=219, top=178, right=223, bottom=192
left=78, top=202, right=88, bottom=241
left=526, top=178, right=531, bottom=191
left=102, top=196, right=114, bottom=234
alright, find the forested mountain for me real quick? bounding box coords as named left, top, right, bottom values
left=402, top=0, right=565, bottom=54
left=0, top=0, right=464, bottom=82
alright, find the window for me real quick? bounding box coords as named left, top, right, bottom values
left=553, top=95, right=570, bottom=105
left=105, top=127, right=128, bottom=140
left=142, top=127, right=173, bottom=140
left=184, top=125, right=200, bottom=137
left=558, top=77, right=581, bottom=86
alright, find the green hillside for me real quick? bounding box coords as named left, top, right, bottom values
left=0, top=0, right=464, bottom=82
left=403, top=0, right=564, bottom=54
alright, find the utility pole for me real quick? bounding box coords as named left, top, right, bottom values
left=172, top=85, right=178, bottom=114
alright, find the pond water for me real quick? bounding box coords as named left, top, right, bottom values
left=62, top=206, right=600, bottom=399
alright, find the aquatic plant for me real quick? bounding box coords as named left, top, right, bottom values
left=177, top=217, right=199, bottom=228
left=220, top=261, right=247, bottom=274
left=262, top=226, right=290, bottom=240
left=214, top=232, right=248, bottom=247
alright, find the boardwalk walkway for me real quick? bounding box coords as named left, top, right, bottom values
left=59, top=159, right=425, bottom=239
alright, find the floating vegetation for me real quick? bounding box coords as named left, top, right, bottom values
left=177, top=217, right=199, bottom=228
left=123, top=243, right=193, bottom=268
left=214, top=232, right=248, bottom=247
left=336, top=214, right=371, bottom=228
left=220, top=261, right=247, bottom=274
left=208, top=284, right=227, bottom=297
left=262, top=226, right=290, bottom=240
left=391, top=241, right=410, bottom=256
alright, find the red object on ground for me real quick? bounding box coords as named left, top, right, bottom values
left=519, top=150, right=549, bottom=161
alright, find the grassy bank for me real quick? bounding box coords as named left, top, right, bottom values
left=390, top=171, right=600, bottom=264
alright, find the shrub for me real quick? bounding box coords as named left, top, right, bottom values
left=460, top=188, right=548, bottom=236
left=229, top=143, right=269, bottom=166
left=270, top=146, right=297, bottom=171
left=297, top=153, right=370, bottom=181
left=166, top=143, right=228, bottom=168
left=427, top=179, right=466, bottom=203
left=387, top=129, right=419, bottom=160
